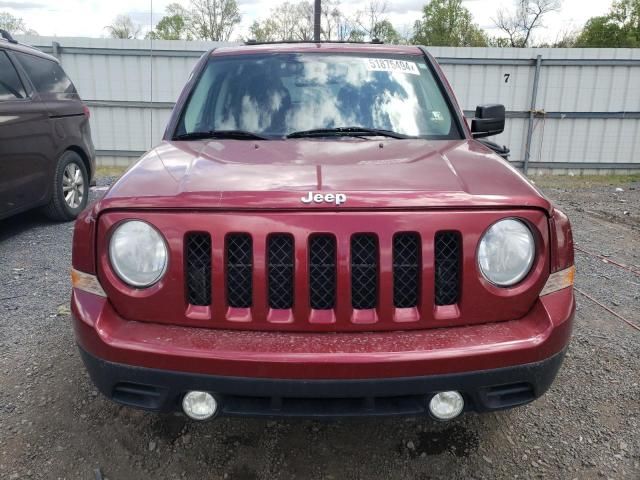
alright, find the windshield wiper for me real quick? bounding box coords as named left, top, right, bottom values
left=286, top=127, right=413, bottom=139
left=173, top=130, right=271, bottom=141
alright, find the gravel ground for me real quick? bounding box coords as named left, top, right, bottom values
left=0, top=174, right=639, bottom=480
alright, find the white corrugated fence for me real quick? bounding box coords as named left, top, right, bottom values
left=15, top=35, right=640, bottom=173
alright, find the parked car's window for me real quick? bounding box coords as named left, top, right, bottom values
left=179, top=53, right=460, bottom=139
left=0, top=51, right=26, bottom=101
left=14, top=52, right=76, bottom=94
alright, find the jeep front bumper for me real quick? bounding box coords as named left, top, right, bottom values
left=72, top=287, right=574, bottom=418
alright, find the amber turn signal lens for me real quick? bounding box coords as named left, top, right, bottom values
left=71, top=268, right=107, bottom=297
left=540, top=265, right=575, bottom=296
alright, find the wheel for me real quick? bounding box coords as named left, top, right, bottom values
left=42, top=151, right=89, bottom=221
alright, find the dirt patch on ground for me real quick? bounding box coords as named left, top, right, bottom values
left=534, top=174, right=640, bottom=235
left=1, top=175, right=639, bottom=479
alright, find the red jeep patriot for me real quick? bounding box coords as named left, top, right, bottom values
left=71, top=43, right=575, bottom=421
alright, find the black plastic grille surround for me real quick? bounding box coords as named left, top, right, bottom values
left=309, top=235, right=336, bottom=310
left=268, top=235, right=294, bottom=309
left=351, top=234, right=378, bottom=309
left=434, top=232, right=461, bottom=306
left=226, top=234, right=253, bottom=308
left=393, top=233, right=420, bottom=308
left=185, top=233, right=212, bottom=306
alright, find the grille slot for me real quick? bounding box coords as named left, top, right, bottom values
left=226, top=234, right=253, bottom=308
left=351, top=234, right=378, bottom=309
left=268, top=235, right=294, bottom=309
left=435, top=232, right=461, bottom=305
left=185, top=233, right=212, bottom=306
left=393, top=233, right=420, bottom=308
left=309, top=235, right=336, bottom=310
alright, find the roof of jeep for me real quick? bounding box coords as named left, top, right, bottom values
left=211, top=42, right=424, bottom=57
left=0, top=37, right=59, bottom=63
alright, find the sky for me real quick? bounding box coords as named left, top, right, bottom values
left=1, top=0, right=614, bottom=43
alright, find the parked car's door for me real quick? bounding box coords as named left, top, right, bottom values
left=0, top=49, right=52, bottom=218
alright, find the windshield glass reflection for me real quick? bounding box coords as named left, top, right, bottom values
left=179, top=53, right=458, bottom=139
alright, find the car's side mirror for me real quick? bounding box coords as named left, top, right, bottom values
left=471, top=104, right=505, bottom=138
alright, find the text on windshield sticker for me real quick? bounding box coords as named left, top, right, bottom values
left=366, top=59, right=420, bottom=75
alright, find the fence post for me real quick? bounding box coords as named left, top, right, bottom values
left=51, top=41, right=60, bottom=60
left=523, top=54, right=542, bottom=175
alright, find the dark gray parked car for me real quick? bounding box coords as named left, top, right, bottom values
left=0, top=30, right=95, bottom=221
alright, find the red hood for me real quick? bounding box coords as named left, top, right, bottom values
left=99, top=139, right=550, bottom=212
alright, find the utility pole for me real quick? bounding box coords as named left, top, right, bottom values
left=314, top=0, right=321, bottom=42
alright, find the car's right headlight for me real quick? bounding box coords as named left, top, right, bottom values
left=109, top=220, right=168, bottom=287
left=477, top=218, right=535, bottom=287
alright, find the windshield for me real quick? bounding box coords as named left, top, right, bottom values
left=176, top=53, right=461, bottom=140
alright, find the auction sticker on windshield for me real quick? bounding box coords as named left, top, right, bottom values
left=366, top=58, right=420, bottom=75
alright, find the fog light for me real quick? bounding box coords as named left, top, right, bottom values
left=182, top=391, right=217, bottom=420
left=429, top=391, right=464, bottom=420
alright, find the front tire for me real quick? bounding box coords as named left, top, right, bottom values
left=42, top=151, right=89, bottom=221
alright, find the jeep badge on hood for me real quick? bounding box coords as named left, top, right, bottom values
left=301, top=192, right=347, bottom=205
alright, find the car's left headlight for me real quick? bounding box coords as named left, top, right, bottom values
left=477, top=218, right=535, bottom=287
left=109, top=220, right=168, bottom=287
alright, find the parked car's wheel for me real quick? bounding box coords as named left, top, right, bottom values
left=42, top=151, right=89, bottom=221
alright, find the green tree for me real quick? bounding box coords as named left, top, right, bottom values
left=348, top=29, right=366, bottom=42
left=372, top=19, right=400, bottom=44
left=0, top=11, right=37, bottom=34
left=488, top=36, right=511, bottom=47
left=147, top=3, right=191, bottom=40
left=412, top=0, right=488, bottom=47
left=249, top=19, right=278, bottom=42
left=575, top=0, right=640, bottom=47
